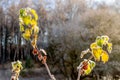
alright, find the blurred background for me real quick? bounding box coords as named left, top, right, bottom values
left=0, top=0, right=120, bottom=80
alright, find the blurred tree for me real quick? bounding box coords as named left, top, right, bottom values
left=46, top=0, right=120, bottom=79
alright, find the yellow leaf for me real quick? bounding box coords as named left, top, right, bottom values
left=92, top=48, right=102, bottom=61
left=31, top=9, right=38, bottom=20
left=22, top=17, right=31, bottom=25
left=31, top=39, right=37, bottom=48
left=90, top=42, right=98, bottom=49
left=107, top=43, right=112, bottom=53
left=12, top=60, right=23, bottom=73
left=31, top=35, right=38, bottom=48
left=20, top=25, right=24, bottom=32
left=101, top=50, right=109, bottom=63
left=22, top=29, right=31, bottom=40
left=33, top=26, right=39, bottom=34
left=31, top=19, right=37, bottom=27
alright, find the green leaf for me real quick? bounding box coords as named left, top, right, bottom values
left=96, top=36, right=104, bottom=47
left=95, top=35, right=110, bottom=47
left=89, top=60, right=96, bottom=69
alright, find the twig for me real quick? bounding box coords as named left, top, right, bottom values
left=44, top=62, right=56, bottom=80
left=36, top=47, right=56, bottom=80
left=77, top=69, right=82, bottom=80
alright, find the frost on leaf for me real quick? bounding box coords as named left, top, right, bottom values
left=80, top=49, right=90, bottom=58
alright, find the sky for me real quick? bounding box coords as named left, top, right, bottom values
left=44, top=0, right=116, bottom=10
left=0, top=0, right=118, bottom=10
left=86, top=0, right=116, bottom=8
left=93, top=0, right=115, bottom=4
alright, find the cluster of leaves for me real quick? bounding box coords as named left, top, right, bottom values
left=12, top=60, right=23, bottom=72
left=91, top=35, right=112, bottom=63
left=78, top=35, right=112, bottom=76
left=19, top=8, right=48, bottom=63
left=11, top=60, right=23, bottom=80
left=19, top=7, right=39, bottom=48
